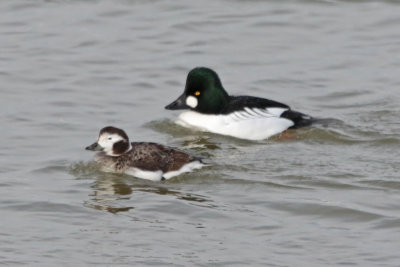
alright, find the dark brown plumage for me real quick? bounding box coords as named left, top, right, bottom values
left=115, top=142, right=200, bottom=173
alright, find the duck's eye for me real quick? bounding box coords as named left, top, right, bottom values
left=195, top=91, right=200, bottom=96
left=108, top=137, right=112, bottom=140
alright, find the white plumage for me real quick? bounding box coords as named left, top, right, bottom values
left=176, top=107, right=294, bottom=140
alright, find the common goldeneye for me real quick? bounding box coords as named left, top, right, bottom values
left=165, top=67, right=314, bottom=140
left=86, top=126, right=203, bottom=181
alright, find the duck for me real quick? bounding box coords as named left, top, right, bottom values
left=85, top=126, right=204, bottom=181
left=165, top=67, right=314, bottom=141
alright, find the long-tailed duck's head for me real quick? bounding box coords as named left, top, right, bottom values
left=86, top=126, right=131, bottom=156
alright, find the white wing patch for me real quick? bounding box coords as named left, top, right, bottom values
left=177, top=107, right=294, bottom=140
left=229, top=107, right=287, bottom=122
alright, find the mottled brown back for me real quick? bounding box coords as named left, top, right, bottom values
left=125, top=142, right=197, bottom=172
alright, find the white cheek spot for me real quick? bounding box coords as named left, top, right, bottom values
left=186, top=96, right=198, bottom=108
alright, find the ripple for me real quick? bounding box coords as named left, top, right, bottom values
left=358, top=180, right=400, bottom=191
left=289, top=127, right=363, bottom=145
left=98, top=9, right=132, bottom=18
left=131, top=81, right=156, bottom=89
left=7, top=2, right=41, bottom=11
left=222, top=177, right=310, bottom=190
left=4, top=201, right=88, bottom=214
left=74, top=40, right=99, bottom=48
left=270, top=201, right=384, bottom=222
left=368, top=137, right=400, bottom=147
left=69, top=161, right=104, bottom=180
left=311, top=90, right=373, bottom=101
left=31, top=160, right=71, bottom=174
left=372, top=218, right=400, bottom=229
left=290, top=179, right=368, bottom=190
left=32, top=165, right=69, bottom=174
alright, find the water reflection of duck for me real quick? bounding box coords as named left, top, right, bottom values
left=86, top=175, right=134, bottom=213
left=85, top=174, right=211, bottom=213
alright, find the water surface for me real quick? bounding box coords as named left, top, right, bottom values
left=1, top=0, right=400, bottom=266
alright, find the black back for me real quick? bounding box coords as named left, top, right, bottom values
left=221, top=95, right=289, bottom=114
left=222, top=95, right=313, bottom=128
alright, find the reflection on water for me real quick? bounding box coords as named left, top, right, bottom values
left=87, top=175, right=134, bottom=214
left=70, top=162, right=212, bottom=214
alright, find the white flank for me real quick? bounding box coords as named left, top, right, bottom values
left=124, top=161, right=203, bottom=181
left=125, top=168, right=163, bottom=181
left=176, top=107, right=294, bottom=140
left=185, top=96, right=198, bottom=108
left=163, top=160, right=204, bottom=179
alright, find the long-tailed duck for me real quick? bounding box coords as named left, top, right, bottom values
left=86, top=126, right=203, bottom=181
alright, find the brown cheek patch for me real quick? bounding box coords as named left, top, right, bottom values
left=113, top=140, right=130, bottom=155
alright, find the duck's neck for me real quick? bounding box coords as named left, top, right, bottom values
left=197, top=87, right=229, bottom=114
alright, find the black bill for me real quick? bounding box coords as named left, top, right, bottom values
left=165, top=93, right=189, bottom=110
left=85, top=142, right=103, bottom=151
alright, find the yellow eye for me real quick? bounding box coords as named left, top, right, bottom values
left=195, top=91, right=200, bottom=96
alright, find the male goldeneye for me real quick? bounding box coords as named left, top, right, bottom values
left=165, top=67, right=314, bottom=140
left=86, top=126, right=203, bottom=181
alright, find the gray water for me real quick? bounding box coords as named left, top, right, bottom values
left=1, top=0, right=400, bottom=266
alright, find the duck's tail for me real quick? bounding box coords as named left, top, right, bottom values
left=281, top=110, right=313, bottom=129
left=282, top=110, right=335, bottom=129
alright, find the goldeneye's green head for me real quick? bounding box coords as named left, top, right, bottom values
left=165, top=67, right=229, bottom=114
